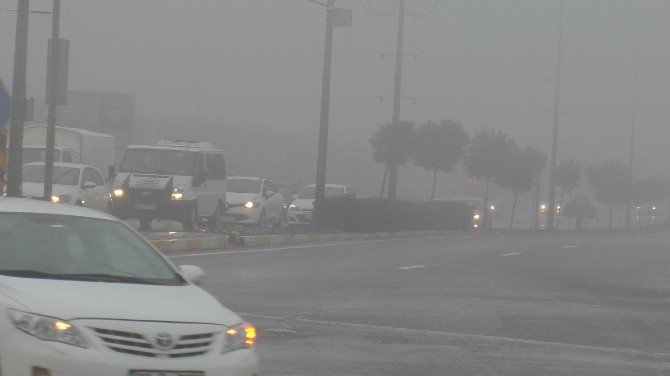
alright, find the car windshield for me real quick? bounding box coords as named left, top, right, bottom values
left=298, top=186, right=345, bottom=200
left=0, top=214, right=182, bottom=285
left=120, top=148, right=196, bottom=176
left=22, top=148, right=60, bottom=164
left=22, top=165, right=80, bottom=186
left=227, top=178, right=261, bottom=193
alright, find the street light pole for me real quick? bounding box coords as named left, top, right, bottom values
left=313, top=1, right=351, bottom=202
left=547, top=0, right=564, bottom=231
left=387, top=0, right=405, bottom=201
left=43, top=0, right=61, bottom=201
left=6, top=0, right=29, bottom=197
left=315, top=0, right=336, bottom=202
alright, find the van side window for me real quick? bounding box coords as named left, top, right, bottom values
left=61, top=151, right=72, bottom=163
left=205, top=153, right=226, bottom=180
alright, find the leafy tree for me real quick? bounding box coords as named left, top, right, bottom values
left=553, top=159, right=583, bottom=228
left=585, top=160, right=629, bottom=229
left=412, top=120, right=470, bottom=200
left=497, top=145, right=546, bottom=229
left=463, top=129, right=517, bottom=229
left=370, top=121, right=416, bottom=198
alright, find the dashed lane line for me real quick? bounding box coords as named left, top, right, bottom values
left=396, top=265, right=427, bottom=270
left=501, top=252, right=522, bottom=257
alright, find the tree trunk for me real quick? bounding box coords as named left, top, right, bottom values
left=555, top=187, right=564, bottom=230
left=379, top=165, right=389, bottom=198
left=430, top=169, right=438, bottom=201
left=595, top=201, right=600, bottom=230
left=388, top=162, right=398, bottom=199
left=509, top=191, right=519, bottom=230
left=609, top=203, right=614, bottom=229
left=483, top=177, right=491, bottom=230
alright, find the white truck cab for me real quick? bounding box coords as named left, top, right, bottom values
left=109, top=140, right=227, bottom=231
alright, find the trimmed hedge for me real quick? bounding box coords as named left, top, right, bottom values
left=313, top=196, right=473, bottom=233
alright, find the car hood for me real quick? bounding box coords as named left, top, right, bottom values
left=292, top=198, right=315, bottom=210
left=22, top=182, right=77, bottom=198
left=226, top=192, right=260, bottom=204
left=0, top=276, right=241, bottom=325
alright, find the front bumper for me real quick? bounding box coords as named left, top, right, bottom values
left=0, top=328, right=259, bottom=376
left=287, top=209, right=312, bottom=224
left=109, top=197, right=192, bottom=221
left=223, top=205, right=262, bottom=224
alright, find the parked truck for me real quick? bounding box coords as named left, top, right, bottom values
left=14, top=124, right=116, bottom=179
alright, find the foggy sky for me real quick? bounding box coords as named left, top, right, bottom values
left=1, top=0, right=670, bottom=198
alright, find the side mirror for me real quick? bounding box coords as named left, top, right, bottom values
left=108, top=166, right=116, bottom=180
left=180, top=265, right=205, bottom=285
left=193, top=171, right=206, bottom=187
left=264, top=190, right=275, bottom=198
left=82, top=181, right=97, bottom=189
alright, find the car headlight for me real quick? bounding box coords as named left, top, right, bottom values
left=171, top=185, right=185, bottom=200
left=244, top=201, right=257, bottom=209
left=289, top=203, right=298, bottom=211
left=111, top=188, right=125, bottom=198
left=473, top=214, right=480, bottom=220
left=222, top=323, right=257, bottom=353
left=8, top=309, right=88, bottom=348
left=52, top=194, right=71, bottom=204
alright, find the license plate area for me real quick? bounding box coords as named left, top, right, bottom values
left=135, top=204, right=157, bottom=210
left=130, top=371, right=203, bottom=376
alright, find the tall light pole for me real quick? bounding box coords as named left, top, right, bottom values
left=311, top=0, right=351, bottom=201
left=625, top=19, right=640, bottom=229
left=387, top=0, right=405, bottom=200
left=43, top=0, right=68, bottom=200
left=547, top=0, right=564, bottom=231
left=6, top=0, right=29, bottom=197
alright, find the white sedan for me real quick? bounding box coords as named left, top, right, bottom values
left=223, top=176, right=284, bottom=227
left=288, top=184, right=354, bottom=225
left=0, top=197, right=259, bottom=376
left=21, top=162, right=110, bottom=212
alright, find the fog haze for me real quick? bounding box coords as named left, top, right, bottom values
left=2, top=0, right=669, bottom=198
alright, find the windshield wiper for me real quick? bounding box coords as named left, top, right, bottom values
left=0, top=270, right=166, bottom=285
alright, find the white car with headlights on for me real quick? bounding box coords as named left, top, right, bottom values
left=223, top=176, right=284, bottom=227
left=21, top=162, right=110, bottom=212
left=0, top=197, right=259, bottom=376
left=288, top=184, right=354, bottom=225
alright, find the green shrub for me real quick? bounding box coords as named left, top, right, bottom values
left=313, top=196, right=473, bottom=233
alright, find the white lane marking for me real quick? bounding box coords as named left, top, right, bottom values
left=167, top=235, right=479, bottom=259
left=396, top=265, right=426, bottom=270
left=561, top=245, right=581, bottom=249
left=240, top=312, right=670, bottom=359
left=501, top=252, right=522, bottom=257
left=642, top=242, right=657, bottom=246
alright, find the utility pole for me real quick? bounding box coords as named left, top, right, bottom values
left=313, top=0, right=351, bottom=201
left=6, top=0, right=29, bottom=197
left=625, top=19, right=640, bottom=229
left=44, top=0, right=67, bottom=200
left=546, top=0, right=564, bottom=231
left=387, top=0, right=405, bottom=200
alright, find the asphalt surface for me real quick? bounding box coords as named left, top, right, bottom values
left=168, top=232, right=670, bottom=375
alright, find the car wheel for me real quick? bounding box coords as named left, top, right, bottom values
left=139, top=217, right=152, bottom=230
left=209, top=203, right=222, bottom=232
left=182, top=203, right=198, bottom=232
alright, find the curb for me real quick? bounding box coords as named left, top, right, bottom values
left=150, top=230, right=460, bottom=252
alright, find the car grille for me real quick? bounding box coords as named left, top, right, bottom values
left=92, top=327, right=216, bottom=358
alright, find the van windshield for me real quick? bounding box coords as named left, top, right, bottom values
left=120, top=149, right=196, bottom=176
left=22, top=148, right=61, bottom=164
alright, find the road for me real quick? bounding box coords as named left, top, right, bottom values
left=168, top=232, right=670, bottom=375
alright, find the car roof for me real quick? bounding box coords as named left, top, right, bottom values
left=227, top=176, right=263, bottom=181
left=24, top=162, right=92, bottom=170
left=305, top=184, right=347, bottom=188
left=0, top=197, right=116, bottom=221
left=125, top=144, right=223, bottom=152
